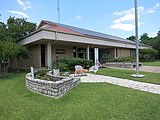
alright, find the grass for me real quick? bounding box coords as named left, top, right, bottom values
left=97, top=68, right=160, bottom=85
left=143, top=61, right=160, bottom=66
left=0, top=73, right=160, bottom=120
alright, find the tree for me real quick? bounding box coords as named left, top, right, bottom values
left=0, top=16, right=36, bottom=41
left=140, top=33, right=151, bottom=45
left=126, top=35, right=135, bottom=41
left=0, top=16, right=36, bottom=76
left=127, top=31, right=160, bottom=60
left=152, top=31, right=160, bottom=59
left=140, top=48, right=158, bottom=62
left=157, top=30, right=160, bottom=37
left=0, top=40, right=28, bottom=77
left=0, top=41, right=17, bottom=76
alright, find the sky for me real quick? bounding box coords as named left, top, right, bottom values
left=0, top=0, right=160, bottom=39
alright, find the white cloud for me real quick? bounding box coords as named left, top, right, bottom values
left=111, top=7, right=144, bottom=31
left=26, top=1, right=30, bottom=4
left=16, top=0, right=32, bottom=10
left=111, top=3, right=160, bottom=32
left=113, top=14, right=135, bottom=23
left=148, top=32, right=157, bottom=37
left=111, top=23, right=135, bottom=31
left=113, top=7, right=144, bottom=17
left=147, top=3, right=160, bottom=14
left=155, top=3, right=160, bottom=8
left=113, top=11, right=122, bottom=16
left=17, top=0, right=25, bottom=6
left=7, top=10, right=29, bottom=18
left=146, top=9, right=155, bottom=13
left=76, top=14, right=83, bottom=19
left=113, top=7, right=144, bottom=23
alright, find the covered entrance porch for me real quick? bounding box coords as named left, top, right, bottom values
left=28, top=40, right=118, bottom=68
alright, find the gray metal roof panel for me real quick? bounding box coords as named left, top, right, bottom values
left=56, top=23, right=136, bottom=44
left=43, top=20, right=136, bottom=44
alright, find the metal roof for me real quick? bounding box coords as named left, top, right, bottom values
left=42, top=20, right=136, bottom=44
left=39, top=20, right=150, bottom=46
left=54, top=22, right=136, bottom=44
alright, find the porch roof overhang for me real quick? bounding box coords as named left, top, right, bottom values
left=18, top=28, right=148, bottom=49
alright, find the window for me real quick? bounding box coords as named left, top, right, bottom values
left=55, top=49, right=66, bottom=54
left=130, top=49, right=135, bottom=57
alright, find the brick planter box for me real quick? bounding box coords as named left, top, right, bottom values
left=25, top=73, right=80, bottom=98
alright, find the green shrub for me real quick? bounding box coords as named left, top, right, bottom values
left=140, top=49, right=158, bottom=62
left=52, top=58, right=93, bottom=71
left=34, top=68, right=50, bottom=80
left=109, top=57, right=136, bottom=62
left=52, top=61, right=70, bottom=72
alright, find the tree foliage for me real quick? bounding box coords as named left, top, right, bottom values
left=0, top=40, right=27, bottom=77
left=140, top=33, right=150, bottom=45
left=153, top=32, right=160, bottom=59
left=0, top=16, right=36, bottom=41
left=127, top=30, right=160, bottom=59
left=126, top=35, right=135, bottom=41
left=0, top=16, right=36, bottom=77
left=140, top=48, right=158, bottom=62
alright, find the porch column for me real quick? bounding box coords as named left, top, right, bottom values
left=114, top=48, right=117, bottom=58
left=86, top=45, right=90, bottom=60
left=47, top=42, right=52, bottom=68
left=94, top=48, right=99, bottom=66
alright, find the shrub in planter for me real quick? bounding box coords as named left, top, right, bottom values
left=34, top=68, right=50, bottom=80
left=52, top=61, right=70, bottom=72
left=140, top=49, right=158, bottom=62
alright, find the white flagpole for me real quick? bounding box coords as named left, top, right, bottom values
left=131, top=0, right=145, bottom=78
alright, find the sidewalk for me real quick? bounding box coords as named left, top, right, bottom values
left=107, top=66, right=160, bottom=73
left=139, top=66, right=160, bottom=73
left=80, top=73, right=160, bottom=94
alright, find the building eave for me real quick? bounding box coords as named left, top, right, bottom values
left=18, top=29, right=148, bottom=49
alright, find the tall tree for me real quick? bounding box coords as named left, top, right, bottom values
left=127, top=31, right=160, bottom=60
left=0, top=16, right=36, bottom=76
left=153, top=31, right=160, bottom=59
left=0, top=16, right=37, bottom=41
left=157, top=30, right=160, bottom=37
left=126, top=35, right=135, bottom=41
left=140, top=33, right=150, bottom=45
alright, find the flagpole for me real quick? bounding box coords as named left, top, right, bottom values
left=131, top=0, right=145, bottom=78
left=135, top=0, right=139, bottom=76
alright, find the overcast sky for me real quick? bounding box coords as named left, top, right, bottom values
left=0, top=0, right=160, bottom=39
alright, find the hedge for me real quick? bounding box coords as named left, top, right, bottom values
left=140, top=48, right=158, bottom=62
left=52, top=58, right=93, bottom=72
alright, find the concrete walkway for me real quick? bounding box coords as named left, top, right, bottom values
left=80, top=73, right=160, bottom=94
left=139, top=66, right=160, bottom=73
left=108, top=66, right=160, bottom=73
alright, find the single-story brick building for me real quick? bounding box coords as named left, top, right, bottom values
left=17, top=20, right=148, bottom=68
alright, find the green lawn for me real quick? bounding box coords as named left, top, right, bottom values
left=143, top=61, right=160, bottom=66
left=0, top=73, right=160, bottom=120
left=97, top=68, right=160, bottom=85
